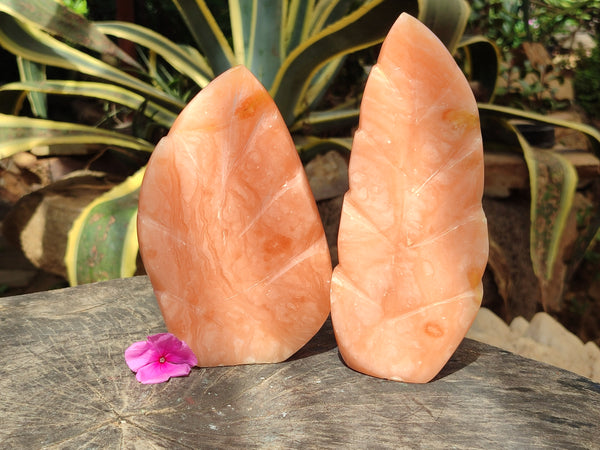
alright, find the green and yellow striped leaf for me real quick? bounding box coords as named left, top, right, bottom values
left=514, top=129, right=578, bottom=282
left=229, top=0, right=285, bottom=88
left=417, top=0, right=470, bottom=54
left=0, top=114, right=154, bottom=159
left=295, top=135, right=352, bottom=163
left=478, top=103, right=600, bottom=156
left=0, top=13, right=185, bottom=112
left=299, top=56, right=347, bottom=117
left=272, top=0, right=469, bottom=125
left=309, top=0, right=354, bottom=35
left=290, top=107, right=359, bottom=135
left=95, top=21, right=213, bottom=89
left=0, top=80, right=177, bottom=128
left=65, top=168, right=145, bottom=285
left=172, top=0, right=237, bottom=75
left=272, top=0, right=418, bottom=124
left=458, top=35, right=500, bottom=103
left=0, top=0, right=141, bottom=69
left=16, top=57, right=47, bottom=118
left=283, top=0, right=315, bottom=54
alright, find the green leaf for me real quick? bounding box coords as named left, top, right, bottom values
left=297, top=56, right=348, bottom=118
left=95, top=21, right=213, bottom=89
left=418, top=0, right=471, bottom=54
left=309, top=0, right=355, bottom=35
left=0, top=80, right=177, bottom=128
left=272, top=0, right=470, bottom=125
left=0, top=13, right=185, bottom=112
left=249, top=0, right=284, bottom=88
left=228, top=0, right=253, bottom=63
left=295, top=135, right=352, bottom=163
left=0, top=114, right=154, bottom=159
left=271, top=0, right=420, bottom=125
left=478, top=103, right=600, bottom=157
left=512, top=124, right=578, bottom=282
left=0, top=0, right=141, bottom=69
left=290, top=107, right=359, bottom=134
left=283, top=0, right=315, bottom=54
left=171, top=0, right=237, bottom=75
left=16, top=58, right=47, bottom=117
left=457, top=35, right=500, bottom=103
left=65, top=168, right=144, bottom=285
left=229, top=0, right=284, bottom=88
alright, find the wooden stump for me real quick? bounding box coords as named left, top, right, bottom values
left=1, top=276, right=599, bottom=447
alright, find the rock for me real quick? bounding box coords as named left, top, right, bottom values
left=584, top=342, right=600, bottom=383
left=524, top=313, right=585, bottom=354
left=590, top=357, right=600, bottom=384
left=467, top=308, right=515, bottom=351
left=509, top=316, right=529, bottom=336
left=585, top=341, right=600, bottom=361
left=305, top=151, right=349, bottom=201
left=523, top=313, right=590, bottom=378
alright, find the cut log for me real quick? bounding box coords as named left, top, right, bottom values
left=2, top=172, right=117, bottom=279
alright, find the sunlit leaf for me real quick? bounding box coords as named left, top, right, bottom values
left=171, top=0, right=237, bottom=74
left=0, top=114, right=154, bottom=158
left=65, top=168, right=145, bottom=286
left=418, top=0, right=470, bottom=54
left=0, top=80, right=177, bottom=128
left=0, top=13, right=185, bottom=112
left=16, top=57, right=47, bottom=117
left=512, top=124, right=578, bottom=283
left=0, top=0, right=141, bottom=69
left=291, top=107, right=359, bottom=135
left=95, top=21, right=213, bottom=88
left=272, top=0, right=420, bottom=125
left=478, top=103, right=600, bottom=156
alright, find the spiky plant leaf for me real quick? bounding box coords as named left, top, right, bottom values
left=16, top=58, right=47, bottom=117
left=65, top=168, right=145, bottom=285
left=0, top=114, right=154, bottom=159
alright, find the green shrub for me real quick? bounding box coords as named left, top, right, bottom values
left=574, top=37, right=600, bottom=118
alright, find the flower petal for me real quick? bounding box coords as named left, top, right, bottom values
left=148, top=333, right=198, bottom=367
left=135, top=361, right=192, bottom=384
left=165, top=342, right=198, bottom=366
left=124, top=340, right=161, bottom=372
left=146, top=332, right=177, bottom=348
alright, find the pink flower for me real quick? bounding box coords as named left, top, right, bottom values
left=125, top=333, right=198, bottom=384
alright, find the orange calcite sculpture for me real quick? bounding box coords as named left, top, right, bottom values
left=137, top=66, right=332, bottom=367
left=330, top=13, right=489, bottom=383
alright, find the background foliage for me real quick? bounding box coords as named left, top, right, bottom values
left=0, top=0, right=599, bottom=317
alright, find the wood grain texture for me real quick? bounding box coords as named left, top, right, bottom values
left=1, top=276, right=599, bottom=448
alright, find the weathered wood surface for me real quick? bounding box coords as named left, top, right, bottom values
left=1, top=276, right=599, bottom=448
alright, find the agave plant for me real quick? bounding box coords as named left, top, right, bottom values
left=0, top=0, right=476, bottom=286
left=478, top=104, right=600, bottom=311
